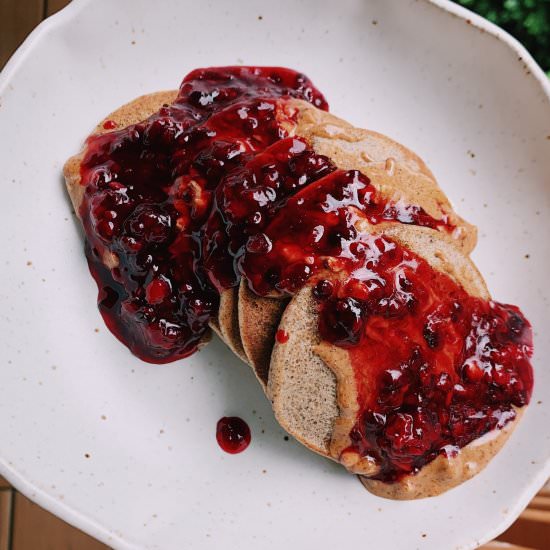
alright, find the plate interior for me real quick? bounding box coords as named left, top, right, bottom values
left=0, top=1, right=549, bottom=549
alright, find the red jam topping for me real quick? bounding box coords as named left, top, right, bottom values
left=80, top=67, right=328, bottom=362
left=315, top=236, right=533, bottom=481
left=78, top=66, right=533, bottom=480
left=216, top=416, right=251, bottom=454
left=203, top=136, right=335, bottom=291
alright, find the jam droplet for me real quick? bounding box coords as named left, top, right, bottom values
left=216, top=416, right=251, bottom=454
left=102, top=119, right=117, bottom=130
left=276, top=329, right=289, bottom=343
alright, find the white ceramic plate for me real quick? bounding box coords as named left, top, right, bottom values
left=1, top=1, right=549, bottom=548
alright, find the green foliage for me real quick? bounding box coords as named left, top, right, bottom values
left=456, top=0, right=550, bottom=74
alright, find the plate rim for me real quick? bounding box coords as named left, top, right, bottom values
left=0, top=1, right=548, bottom=548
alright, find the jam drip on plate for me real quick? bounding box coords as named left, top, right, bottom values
left=78, top=66, right=533, bottom=480
left=216, top=416, right=251, bottom=454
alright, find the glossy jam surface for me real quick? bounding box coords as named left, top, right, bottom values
left=80, top=67, right=328, bottom=362
left=216, top=416, right=251, bottom=454
left=315, top=237, right=533, bottom=481
left=204, top=136, right=335, bottom=291
left=78, top=66, right=533, bottom=480
left=240, top=167, right=451, bottom=296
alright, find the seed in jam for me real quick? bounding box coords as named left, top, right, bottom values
left=423, top=325, right=439, bottom=349
left=313, top=279, right=334, bottom=299
left=216, top=416, right=251, bottom=454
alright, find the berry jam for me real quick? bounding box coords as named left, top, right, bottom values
left=216, top=416, right=251, bottom=454
left=77, top=66, right=533, bottom=481
left=240, top=167, right=451, bottom=296
left=204, top=136, right=335, bottom=291
left=80, top=67, right=328, bottom=362
left=315, top=236, right=533, bottom=481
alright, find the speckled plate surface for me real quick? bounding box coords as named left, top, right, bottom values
left=0, top=1, right=549, bottom=548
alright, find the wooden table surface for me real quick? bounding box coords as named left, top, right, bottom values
left=0, top=1, right=548, bottom=548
